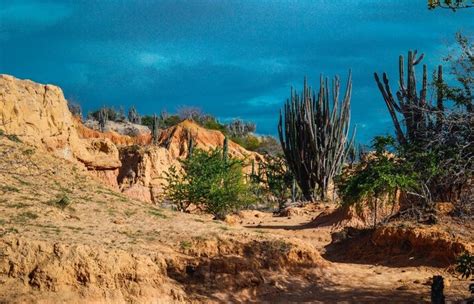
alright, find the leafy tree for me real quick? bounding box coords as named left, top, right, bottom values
left=164, top=147, right=255, bottom=219
left=440, top=33, right=473, bottom=112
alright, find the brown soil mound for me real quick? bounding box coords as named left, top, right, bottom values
left=324, top=222, right=473, bottom=267
left=311, top=203, right=399, bottom=229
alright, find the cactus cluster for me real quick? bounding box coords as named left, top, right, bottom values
left=278, top=73, right=354, bottom=201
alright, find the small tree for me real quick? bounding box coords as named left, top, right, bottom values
left=164, top=147, right=255, bottom=219
left=337, top=136, right=419, bottom=228
left=128, top=106, right=142, bottom=124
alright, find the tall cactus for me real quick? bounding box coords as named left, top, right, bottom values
left=223, top=136, right=228, bottom=162
left=374, top=50, right=444, bottom=146
left=187, top=133, right=195, bottom=157
left=278, top=73, right=354, bottom=201
left=98, top=107, right=108, bottom=132
left=151, top=113, right=159, bottom=144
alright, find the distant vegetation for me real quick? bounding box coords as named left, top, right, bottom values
left=85, top=104, right=281, bottom=155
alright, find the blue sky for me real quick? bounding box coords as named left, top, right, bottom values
left=0, top=0, right=472, bottom=143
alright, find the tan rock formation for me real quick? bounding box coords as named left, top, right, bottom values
left=0, top=74, right=263, bottom=203
left=157, top=119, right=262, bottom=162
left=0, top=74, right=121, bottom=172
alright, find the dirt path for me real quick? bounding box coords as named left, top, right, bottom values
left=237, top=207, right=470, bottom=303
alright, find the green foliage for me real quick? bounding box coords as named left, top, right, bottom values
left=142, top=114, right=182, bottom=130
left=48, top=194, right=71, bottom=210
left=89, top=107, right=124, bottom=122
left=456, top=252, right=473, bottom=279
left=230, top=134, right=260, bottom=151
left=0, top=129, right=4, bottom=136
left=428, top=0, right=474, bottom=10
left=201, top=117, right=227, bottom=133
left=164, top=148, right=255, bottom=219
left=254, top=136, right=282, bottom=156
left=6, top=134, right=21, bottom=143
left=256, top=154, right=294, bottom=209
left=375, top=43, right=473, bottom=205
left=337, top=136, right=419, bottom=220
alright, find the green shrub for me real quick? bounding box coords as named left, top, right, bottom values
left=337, top=136, right=419, bottom=227
left=253, top=154, right=294, bottom=210
left=230, top=134, right=260, bottom=151
left=88, top=107, right=124, bottom=122
left=164, top=148, right=255, bottom=219
left=6, top=134, right=21, bottom=143
left=201, top=117, right=227, bottom=133
left=48, top=194, right=71, bottom=210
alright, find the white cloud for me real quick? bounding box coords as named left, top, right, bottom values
left=137, top=52, right=170, bottom=68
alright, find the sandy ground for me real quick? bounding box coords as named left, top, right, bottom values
left=0, top=137, right=472, bottom=303
left=237, top=207, right=471, bottom=303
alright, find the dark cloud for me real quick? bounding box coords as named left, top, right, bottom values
left=0, top=0, right=472, bottom=143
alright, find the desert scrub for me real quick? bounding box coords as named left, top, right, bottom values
left=15, top=211, right=39, bottom=223
left=164, top=146, right=255, bottom=219
left=6, top=134, right=21, bottom=143
left=180, top=240, right=192, bottom=250
left=337, top=136, right=419, bottom=227
left=148, top=207, right=168, bottom=219
left=47, top=194, right=71, bottom=210
left=0, top=185, right=20, bottom=193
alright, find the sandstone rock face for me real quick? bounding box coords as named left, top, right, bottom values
left=0, top=74, right=121, bottom=171
left=0, top=74, right=76, bottom=160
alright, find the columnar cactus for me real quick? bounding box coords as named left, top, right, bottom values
left=374, top=50, right=444, bottom=146
left=223, top=136, right=228, bottom=162
left=128, top=106, right=141, bottom=124
left=151, top=114, right=159, bottom=144
left=278, top=73, right=354, bottom=201
left=98, top=107, right=108, bottom=132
